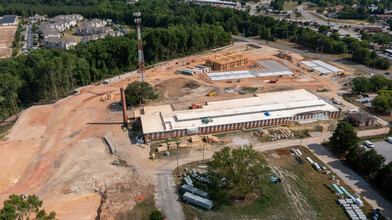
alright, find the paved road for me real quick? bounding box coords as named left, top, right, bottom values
left=154, top=169, right=185, bottom=220
left=373, top=140, right=392, bottom=164
left=232, top=35, right=392, bottom=79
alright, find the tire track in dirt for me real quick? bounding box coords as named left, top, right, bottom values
left=271, top=166, right=317, bottom=219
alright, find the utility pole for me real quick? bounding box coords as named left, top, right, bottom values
left=373, top=58, right=376, bottom=74
left=134, top=12, right=145, bottom=82
left=316, top=39, right=320, bottom=58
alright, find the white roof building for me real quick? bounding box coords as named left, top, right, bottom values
left=137, top=89, right=340, bottom=141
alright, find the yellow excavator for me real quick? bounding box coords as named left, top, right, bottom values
left=337, top=71, right=346, bottom=77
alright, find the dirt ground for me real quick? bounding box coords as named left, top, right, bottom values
left=0, top=26, right=17, bottom=58
left=0, top=42, right=362, bottom=219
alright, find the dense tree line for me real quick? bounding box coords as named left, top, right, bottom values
left=0, top=24, right=230, bottom=121
left=329, top=121, right=392, bottom=201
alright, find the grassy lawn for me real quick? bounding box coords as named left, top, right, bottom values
left=283, top=1, right=298, bottom=11
left=176, top=146, right=375, bottom=219
left=117, top=195, right=158, bottom=220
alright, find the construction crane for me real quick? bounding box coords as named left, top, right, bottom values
left=134, top=12, right=145, bottom=82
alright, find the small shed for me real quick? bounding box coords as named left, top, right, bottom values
left=348, top=112, right=377, bottom=127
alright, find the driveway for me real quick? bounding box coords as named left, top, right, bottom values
left=154, top=168, right=185, bottom=220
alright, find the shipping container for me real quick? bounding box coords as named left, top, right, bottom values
left=183, top=192, right=213, bottom=210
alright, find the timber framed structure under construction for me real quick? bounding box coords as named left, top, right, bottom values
left=135, top=89, right=341, bottom=142
left=205, top=52, right=249, bottom=70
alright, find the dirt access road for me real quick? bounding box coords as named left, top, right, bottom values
left=0, top=25, right=17, bottom=58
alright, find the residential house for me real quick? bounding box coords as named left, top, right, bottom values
left=348, top=112, right=377, bottom=127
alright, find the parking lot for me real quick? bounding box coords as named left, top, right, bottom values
left=356, top=94, right=377, bottom=107
left=373, top=139, right=392, bottom=163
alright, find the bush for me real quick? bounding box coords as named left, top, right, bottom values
left=149, top=210, right=164, bottom=220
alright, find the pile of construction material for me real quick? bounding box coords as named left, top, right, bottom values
left=176, top=65, right=210, bottom=76
left=205, top=134, right=220, bottom=143
left=192, top=173, right=212, bottom=184
left=157, top=141, right=188, bottom=152
left=254, top=128, right=270, bottom=137
left=276, top=52, right=292, bottom=61
left=269, top=129, right=294, bottom=140
left=338, top=199, right=366, bottom=220
left=306, top=157, right=327, bottom=171
left=206, top=52, right=249, bottom=71
left=190, top=135, right=202, bottom=143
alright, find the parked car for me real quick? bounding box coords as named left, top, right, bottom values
left=364, top=140, right=374, bottom=148
left=385, top=72, right=390, bottom=75
left=304, top=50, right=308, bottom=53
left=387, top=137, right=392, bottom=144
left=362, top=94, right=369, bottom=98
left=361, top=100, right=369, bottom=104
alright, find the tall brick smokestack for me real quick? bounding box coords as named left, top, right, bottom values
left=120, top=87, right=128, bottom=125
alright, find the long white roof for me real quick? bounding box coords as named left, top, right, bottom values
left=139, top=89, right=339, bottom=133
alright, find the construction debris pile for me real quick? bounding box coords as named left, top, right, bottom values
left=338, top=199, right=367, bottom=220
left=269, top=129, right=294, bottom=140
left=205, top=52, right=249, bottom=71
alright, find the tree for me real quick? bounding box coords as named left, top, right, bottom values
left=361, top=149, right=386, bottom=177
left=372, top=94, right=391, bottom=114
left=149, top=210, right=164, bottom=220
left=124, top=81, right=158, bottom=106
left=0, top=194, right=56, bottom=220
left=352, top=77, right=372, bottom=94
left=370, top=75, right=389, bottom=91
left=318, top=25, right=330, bottom=35
left=375, top=162, right=392, bottom=199
left=329, top=122, right=359, bottom=155
left=207, top=145, right=269, bottom=201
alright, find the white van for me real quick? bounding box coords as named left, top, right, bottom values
left=364, top=140, right=374, bottom=148
left=387, top=137, right=392, bottom=144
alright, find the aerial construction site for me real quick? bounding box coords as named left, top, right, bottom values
left=1, top=40, right=391, bottom=219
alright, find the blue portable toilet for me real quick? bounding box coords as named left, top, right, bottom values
left=265, top=111, right=270, bottom=116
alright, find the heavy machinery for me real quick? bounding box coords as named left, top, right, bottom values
left=337, top=71, right=346, bottom=77
left=207, top=92, right=215, bottom=96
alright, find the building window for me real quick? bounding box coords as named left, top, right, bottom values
left=174, top=130, right=177, bottom=135
left=152, top=133, right=155, bottom=138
